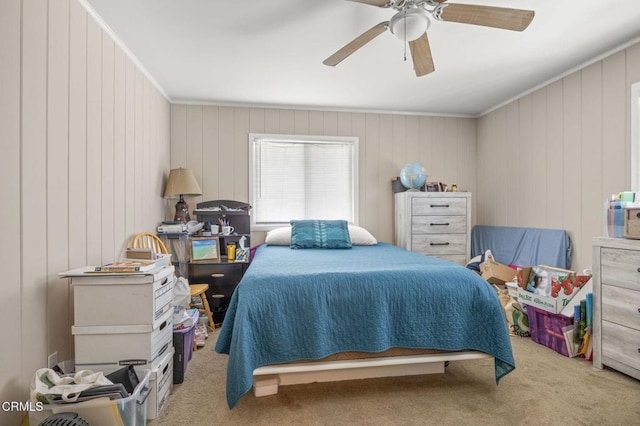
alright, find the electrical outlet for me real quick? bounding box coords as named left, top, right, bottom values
left=47, top=351, right=58, bottom=369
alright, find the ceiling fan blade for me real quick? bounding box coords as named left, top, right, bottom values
left=323, top=22, right=388, bottom=67
left=439, top=4, right=534, bottom=31
left=409, top=33, right=435, bottom=77
left=345, top=0, right=391, bottom=7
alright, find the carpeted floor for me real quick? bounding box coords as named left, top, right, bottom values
left=152, top=329, right=640, bottom=426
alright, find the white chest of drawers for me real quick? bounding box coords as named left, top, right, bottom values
left=394, top=192, right=471, bottom=265
left=593, top=237, right=640, bottom=380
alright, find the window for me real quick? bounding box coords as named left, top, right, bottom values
left=249, top=134, right=358, bottom=230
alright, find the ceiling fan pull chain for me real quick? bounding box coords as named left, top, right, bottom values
left=403, top=9, right=407, bottom=61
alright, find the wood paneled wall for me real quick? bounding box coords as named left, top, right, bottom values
left=477, top=41, right=640, bottom=272
left=170, top=105, right=478, bottom=244
left=0, top=1, right=170, bottom=421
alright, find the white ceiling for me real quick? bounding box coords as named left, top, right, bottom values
left=84, top=0, right=640, bottom=117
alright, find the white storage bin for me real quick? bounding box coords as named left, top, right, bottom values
left=142, top=346, right=174, bottom=420
left=70, top=265, right=175, bottom=328
left=30, top=369, right=151, bottom=426
left=74, top=313, right=173, bottom=373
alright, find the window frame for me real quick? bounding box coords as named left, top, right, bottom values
left=632, top=81, right=640, bottom=191
left=248, top=133, right=359, bottom=231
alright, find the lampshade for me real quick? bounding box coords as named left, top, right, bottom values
left=163, top=168, right=202, bottom=198
left=390, top=8, right=430, bottom=42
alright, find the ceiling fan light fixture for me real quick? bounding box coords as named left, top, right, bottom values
left=390, top=8, right=430, bottom=42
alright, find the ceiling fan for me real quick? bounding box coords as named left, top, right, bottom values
left=323, top=0, right=535, bottom=77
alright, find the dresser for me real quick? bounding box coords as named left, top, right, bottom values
left=592, top=237, right=640, bottom=380
left=394, top=191, right=471, bottom=265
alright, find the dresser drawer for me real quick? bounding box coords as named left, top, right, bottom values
left=412, top=197, right=467, bottom=216
left=602, top=321, right=640, bottom=373
left=412, top=215, right=467, bottom=234
left=412, top=234, right=467, bottom=256
left=601, top=247, right=640, bottom=291
left=602, top=284, right=640, bottom=331
left=189, top=262, right=248, bottom=324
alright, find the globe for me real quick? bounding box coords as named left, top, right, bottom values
left=399, top=162, right=427, bottom=190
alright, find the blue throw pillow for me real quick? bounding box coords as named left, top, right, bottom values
left=290, top=220, right=352, bottom=249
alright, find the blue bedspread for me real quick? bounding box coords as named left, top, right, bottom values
left=215, top=243, right=515, bottom=408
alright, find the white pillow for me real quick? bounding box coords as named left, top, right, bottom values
left=348, top=225, right=377, bottom=245
left=265, top=227, right=292, bottom=245
left=264, top=225, right=377, bottom=246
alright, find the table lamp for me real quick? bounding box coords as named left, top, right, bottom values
left=163, top=168, right=202, bottom=222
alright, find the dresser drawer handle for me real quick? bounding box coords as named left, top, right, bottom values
left=430, top=242, right=450, bottom=246
left=160, top=278, right=169, bottom=286
left=430, top=222, right=450, bottom=226
left=430, top=204, right=450, bottom=208
left=212, top=273, right=225, bottom=278
left=637, top=268, right=640, bottom=273
left=636, top=212, right=640, bottom=219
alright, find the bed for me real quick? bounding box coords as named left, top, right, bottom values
left=215, top=238, right=515, bottom=408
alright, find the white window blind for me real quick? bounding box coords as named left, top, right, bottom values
left=249, top=134, right=358, bottom=229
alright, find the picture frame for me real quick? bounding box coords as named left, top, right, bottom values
left=425, top=182, right=441, bottom=192
left=189, top=236, right=220, bottom=262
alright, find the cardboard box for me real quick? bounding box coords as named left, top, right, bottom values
left=73, top=312, right=173, bottom=373
left=70, top=266, right=175, bottom=329
left=145, top=347, right=174, bottom=420
left=517, top=267, right=532, bottom=289
left=624, top=208, right=640, bottom=239
left=480, top=260, right=517, bottom=285
left=517, top=277, right=592, bottom=315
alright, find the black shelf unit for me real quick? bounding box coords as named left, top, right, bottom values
left=188, top=200, right=251, bottom=325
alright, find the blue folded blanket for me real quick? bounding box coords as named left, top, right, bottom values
left=471, top=225, right=572, bottom=269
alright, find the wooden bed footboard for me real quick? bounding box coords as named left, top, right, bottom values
left=252, top=350, right=491, bottom=397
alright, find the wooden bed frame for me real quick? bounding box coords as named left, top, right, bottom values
left=252, top=350, right=491, bottom=397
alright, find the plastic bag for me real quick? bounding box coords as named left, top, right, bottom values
left=32, top=368, right=113, bottom=403
left=173, top=277, right=190, bottom=309
left=174, top=308, right=198, bottom=330
left=465, top=249, right=493, bottom=274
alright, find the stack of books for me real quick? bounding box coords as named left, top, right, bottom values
left=562, top=293, right=593, bottom=359
left=88, top=261, right=158, bottom=274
